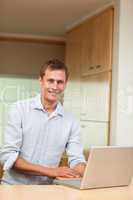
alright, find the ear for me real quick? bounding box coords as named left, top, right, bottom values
left=39, top=76, right=42, bottom=85
left=64, top=79, right=68, bottom=89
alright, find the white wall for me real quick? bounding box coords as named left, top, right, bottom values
left=110, top=0, right=133, bottom=145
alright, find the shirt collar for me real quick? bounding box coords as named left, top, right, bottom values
left=31, top=94, right=64, bottom=117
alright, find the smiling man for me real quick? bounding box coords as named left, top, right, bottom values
left=0, top=59, right=86, bottom=185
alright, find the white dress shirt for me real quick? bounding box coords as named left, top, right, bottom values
left=0, top=95, right=85, bottom=184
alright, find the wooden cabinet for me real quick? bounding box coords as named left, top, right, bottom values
left=65, top=25, right=83, bottom=79
left=81, top=8, right=113, bottom=76
left=64, top=26, right=83, bottom=119
left=64, top=8, right=113, bottom=148
left=81, top=20, right=93, bottom=75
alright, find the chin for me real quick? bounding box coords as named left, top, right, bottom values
left=48, top=98, right=58, bottom=103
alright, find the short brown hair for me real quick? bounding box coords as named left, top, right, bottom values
left=40, top=59, right=69, bottom=80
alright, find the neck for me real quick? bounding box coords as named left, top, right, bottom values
left=41, top=97, right=57, bottom=113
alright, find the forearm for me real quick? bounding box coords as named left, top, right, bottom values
left=13, top=157, right=80, bottom=178
left=13, top=157, right=54, bottom=177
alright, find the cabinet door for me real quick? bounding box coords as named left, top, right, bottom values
left=81, top=72, right=111, bottom=122
left=81, top=8, right=113, bottom=76
left=91, top=8, right=113, bottom=74
left=64, top=26, right=83, bottom=119
left=81, top=20, right=94, bottom=76
left=80, top=121, right=108, bottom=149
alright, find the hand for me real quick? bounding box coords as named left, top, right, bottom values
left=72, top=163, right=86, bottom=177
left=47, top=166, right=81, bottom=178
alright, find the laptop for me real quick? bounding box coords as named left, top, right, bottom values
left=54, top=146, right=133, bottom=189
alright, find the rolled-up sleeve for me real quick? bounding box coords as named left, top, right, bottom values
left=66, top=119, right=86, bottom=168
left=0, top=103, right=23, bottom=171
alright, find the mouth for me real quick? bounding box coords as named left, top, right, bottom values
left=48, top=90, right=59, bottom=96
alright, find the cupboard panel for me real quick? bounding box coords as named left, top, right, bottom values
left=81, top=121, right=108, bottom=149
left=80, top=121, right=108, bottom=149
left=81, top=72, right=111, bottom=121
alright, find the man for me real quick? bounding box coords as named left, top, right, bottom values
left=0, top=59, right=86, bottom=184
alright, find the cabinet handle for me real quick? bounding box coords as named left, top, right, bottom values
left=96, top=65, right=101, bottom=69
left=89, top=66, right=94, bottom=70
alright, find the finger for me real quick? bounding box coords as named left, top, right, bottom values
left=64, top=174, right=77, bottom=178
left=64, top=171, right=80, bottom=178
left=66, top=169, right=81, bottom=177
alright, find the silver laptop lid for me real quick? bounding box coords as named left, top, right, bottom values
left=80, top=146, right=133, bottom=189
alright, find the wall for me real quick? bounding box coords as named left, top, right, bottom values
left=110, top=0, right=133, bottom=145
left=0, top=41, right=65, bottom=76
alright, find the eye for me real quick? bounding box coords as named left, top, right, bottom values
left=57, top=80, right=64, bottom=84
left=48, top=79, right=54, bottom=83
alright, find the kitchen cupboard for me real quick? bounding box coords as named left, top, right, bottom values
left=64, top=7, right=113, bottom=148
left=81, top=8, right=113, bottom=76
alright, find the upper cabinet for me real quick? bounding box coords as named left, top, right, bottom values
left=65, top=25, right=83, bottom=80
left=64, top=26, right=83, bottom=119
left=81, top=8, right=114, bottom=76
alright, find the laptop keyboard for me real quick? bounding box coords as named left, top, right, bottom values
left=54, top=178, right=82, bottom=188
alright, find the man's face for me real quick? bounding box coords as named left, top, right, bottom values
left=39, top=68, right=67, bottom=104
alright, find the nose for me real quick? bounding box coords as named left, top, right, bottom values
left=52, top=81, right=58, bottom=89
